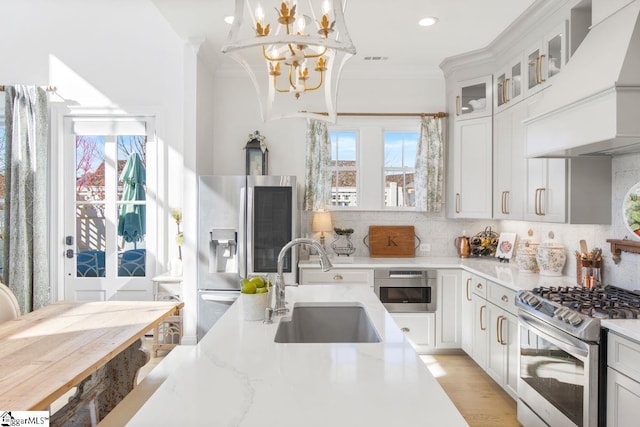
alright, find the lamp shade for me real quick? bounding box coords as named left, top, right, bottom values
left=222, top=0, right=356, bottom=122
left=312, top=211, right=333, bottom=233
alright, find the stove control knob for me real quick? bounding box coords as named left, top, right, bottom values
left=568, top=313, right=583, bottom=326
left=554, top=308, right=564, bottom=320
left=525, top=295, right=540, bottom=307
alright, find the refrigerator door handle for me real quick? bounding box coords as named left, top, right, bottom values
left=245, top=184, right=254, bottom=276
left=200, top=291, right=241, bottom=303
left=238, top=184, right=247, bottom=278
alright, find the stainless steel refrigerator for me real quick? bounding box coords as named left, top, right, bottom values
left=197, top=175, right=298, bottom=341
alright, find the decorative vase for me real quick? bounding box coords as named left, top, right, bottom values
left=170, top=258, right=183, bottom=277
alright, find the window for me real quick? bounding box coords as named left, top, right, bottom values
left=383, top=131, right=418, bottom=208
left=0, top=116, right=4, bottom=276
left=329, top=131, right=358, bottom=207
left=327, top=118, right=419, bottom=210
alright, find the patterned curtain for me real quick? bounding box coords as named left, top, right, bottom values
left=414, top=116, right=445, bottom=212
left=4, top=86, right=50, bottom=313
left=303, top=119, right=332, bottom=211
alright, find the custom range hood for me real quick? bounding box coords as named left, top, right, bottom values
left=525, top=0, right=640, bottom=157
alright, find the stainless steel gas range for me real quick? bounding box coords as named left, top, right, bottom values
left=516, top=285, right=640, bottom=427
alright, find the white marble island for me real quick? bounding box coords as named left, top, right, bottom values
left=128, top=285, right=468, bottom=426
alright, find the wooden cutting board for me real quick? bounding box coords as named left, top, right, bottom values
left=368, top=225, right=416, bottom=257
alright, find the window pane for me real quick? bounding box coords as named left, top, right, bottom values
left=384, top=171, right=415, bottom=208
left=76, top=136, right=105, bottom=202
left=0, top=126, right=5, bottom=276
left=117, top=135, right=147, bottom=277
left=331, top=131, right=356, bottom=163
left=332, top=171, right=357, bottom=207
left=76, top=203, right=106, bottom=277
left=384, top=132, right=403, bottom=167
left=403, top=134, right=418, bottom=167
left=329, top=131, right=357, bottom=207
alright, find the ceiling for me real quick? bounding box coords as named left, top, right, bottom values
left=152, top=0, right=537, bottom=78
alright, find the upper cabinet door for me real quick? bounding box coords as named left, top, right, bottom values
left=524, top=21, right=568, bottom=96
left=454, top=75, right=493, bottom=120
left=494, top=54, right=524, bottom=113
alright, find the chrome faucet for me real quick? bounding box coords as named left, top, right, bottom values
left=273, top=238, right=333, bottom=314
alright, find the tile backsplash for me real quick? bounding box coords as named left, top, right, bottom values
left=301, top=153, right=640, bottom=291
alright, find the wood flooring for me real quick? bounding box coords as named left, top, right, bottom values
left=421, top=354, right=520, bottom=427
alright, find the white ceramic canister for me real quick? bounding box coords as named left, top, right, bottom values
left=515, top=240, right=540, bottom=273
left=535, top=232, right=566, bottom=276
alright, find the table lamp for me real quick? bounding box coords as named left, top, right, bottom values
left=312, top=211, right=333, bottom=251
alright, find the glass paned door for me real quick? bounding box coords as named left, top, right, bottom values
left=64, top=118, right=154, bottom=301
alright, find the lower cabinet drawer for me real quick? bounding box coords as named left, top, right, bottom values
left=299, top=268, right=373, bottom=286
left=391, top=312, right=435, bottom=353
left=608, top=332, right=640, bottom=381
left=486, top=280, right=516, bottom=315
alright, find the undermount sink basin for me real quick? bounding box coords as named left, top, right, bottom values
left=274, top=302, right=381, bottom=343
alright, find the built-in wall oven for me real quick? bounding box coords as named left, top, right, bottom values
left=374, top=269, right=437, bottom=312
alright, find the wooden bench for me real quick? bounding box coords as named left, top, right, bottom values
left=97, top=345, right=194, bottom=426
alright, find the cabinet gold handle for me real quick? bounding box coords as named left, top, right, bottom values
left=476, top=283, right=483, bottom=290
left=455, top=193, right=461, bottom=214
left=480, top=305, right=486, bottom=331
left=498, top=316, right=507, bottom=345
left=535, top=56, right=541, bottom=84
left=538, top=187, right=546, bottom=216
left=466, top=278, right=472, bottom=301
left=401, top=327, right=410, bottom=333
left=456, top=95, right=461, bottom=116
left=333, top=275, right=343, bottom=280
left=504, top=78, right=510, bottom=102
left=502, top=191, right=510, bottom=215
left=501, top=295, right=509, bottom=303
left=539, top=54, right=546, bottom=82
left=496, top=315, right=502, bottom=343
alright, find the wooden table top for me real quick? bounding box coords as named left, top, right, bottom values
left=0, top=300, right=183, bottom=411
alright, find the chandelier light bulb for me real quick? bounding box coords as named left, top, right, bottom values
left=322, top=0, right=331, bottom=15
left=418, top=16, right=438, bottom=27
left=255, top=5, right=265, bottom=23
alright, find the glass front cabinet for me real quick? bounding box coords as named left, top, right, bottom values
left=524, top=21, right=568, bottom=96
left=453, top=75, right=493, bottom=120
left=495, top=54, right=524, bottom=112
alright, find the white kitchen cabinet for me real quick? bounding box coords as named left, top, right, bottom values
left=471, top=297, right=489, bottom=370
left=451, top=117, right=493, bottom=219
left=453, top=75, right=492, bottom=120
left=460, top=271, right=474, bottom=355
left=493, top=100, right=527, bottom=220
left=299, top=268, right=374, bottom=287
left=525, top=156, right=612, bottom=224
left=494, top=54, right=524, bottom=113
left=486, top=305, right=518, bottom=399
left=524, top=21, right=568, bottom=97
left=525, top=157, right=567, bottom=223
left=435, top=269, right=461, bottom=350
left=607, top=332, right=640, bottom=426
left=391, top=312, right=436, bottom=354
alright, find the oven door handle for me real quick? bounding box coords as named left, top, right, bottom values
left=518, top=312, right=591, bottom=358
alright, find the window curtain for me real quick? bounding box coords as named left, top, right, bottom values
left=303, top=119, right=332, bottom=211
left=4, top=86, right=50, bottom=313
left=414, top=116, right=445, bottom=212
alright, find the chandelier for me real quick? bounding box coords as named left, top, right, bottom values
left=222, top=0, right=356, bottom=122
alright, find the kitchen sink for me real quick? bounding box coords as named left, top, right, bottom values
left=274, top=302, right=381, bottom=343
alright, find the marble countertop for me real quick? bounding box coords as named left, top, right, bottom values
left=299, top=256, right=578, bottom=292
left=127, top=285, right=468, bottom=427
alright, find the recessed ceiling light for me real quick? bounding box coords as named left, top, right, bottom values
left=418, top=16, right=438, bottom=27
left=224, top=15, right=234, bottom=25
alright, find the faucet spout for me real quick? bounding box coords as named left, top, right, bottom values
left=274, top=238, right=333, bottom=314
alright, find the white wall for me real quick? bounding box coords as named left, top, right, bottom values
left=211, top=72, right=446, bottom=178
left=1, top=0, right=194, bottom=330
